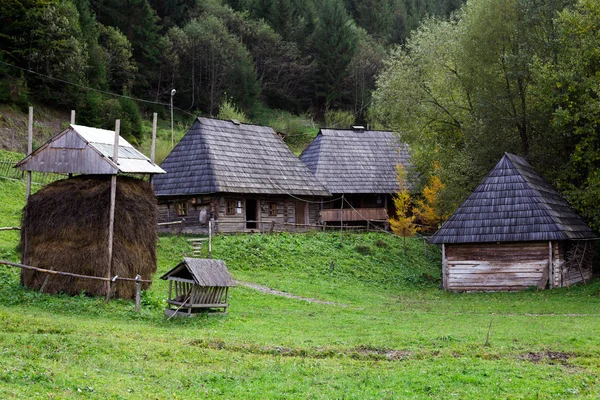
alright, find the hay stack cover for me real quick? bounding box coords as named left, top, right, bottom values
left=21, top=176, right=158, bottom=298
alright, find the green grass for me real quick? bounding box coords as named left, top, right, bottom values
left=1, top=177, right=600, bottom=398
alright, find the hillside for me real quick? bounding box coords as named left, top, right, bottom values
left=2, top=176, right=600, bottom=398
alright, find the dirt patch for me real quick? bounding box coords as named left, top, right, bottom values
left=236, top=281, right=348, bottom=307
left=190, top=338, right=413, bottom=361
left=522, top=351, right=572, bottom=364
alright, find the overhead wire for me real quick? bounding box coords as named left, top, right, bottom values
left=0, top=60, right=198, bottom=118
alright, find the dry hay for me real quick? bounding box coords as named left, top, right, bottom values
left=21, top=175, right=158, bottom=298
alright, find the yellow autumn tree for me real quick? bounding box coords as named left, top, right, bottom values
left=389, top=164, right=416, bottom=253
left=413, top=166, right=448, bottom=233
left=413, top=165, right=448, bottom=231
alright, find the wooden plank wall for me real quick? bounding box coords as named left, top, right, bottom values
left=445, top=242, right=549, bottom=291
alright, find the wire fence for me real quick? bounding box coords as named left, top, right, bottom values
left=0, top=159, right=65, bottom=185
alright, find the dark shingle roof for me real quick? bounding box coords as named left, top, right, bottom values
left=153, top=118, right=330, bottom=197
left=299, top=128, right=410, bottom=194
left=429, top=153, right=596, bottom=244
left=160, top=258, right=236, bottom=287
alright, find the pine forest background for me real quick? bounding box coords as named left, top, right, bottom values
left=1, top=0, right=600, bottom=232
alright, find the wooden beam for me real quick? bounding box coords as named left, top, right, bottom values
left=442, top=244, right=448, bottom=290
left=106, top=120, right=120, bottom=302
left=548, top=241, right=553, bottom=288
left=26, top=106, right=33, bottom=200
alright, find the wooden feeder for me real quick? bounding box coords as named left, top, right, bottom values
left=160, top=258, right=236, bottom=317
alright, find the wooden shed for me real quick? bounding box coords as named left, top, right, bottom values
left=160, top=258, right=236, bottom=316
left=430, top=153, right=597, bottom=291
left=299, top=127, right=410, bottom=227
left=153, top=117, right=330, bottom=233
left=14, top=124, right=165, bottom=298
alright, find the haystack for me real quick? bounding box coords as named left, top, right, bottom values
left=21, top=175, right=158, bottom=298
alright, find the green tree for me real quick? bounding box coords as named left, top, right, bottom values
left=531, top=0, right=600, bottom=229
left=310, top=0, right=358, bottom=108
left=98, top=25, right=138, bottom=94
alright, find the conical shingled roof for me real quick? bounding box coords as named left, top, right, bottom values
left=153, top=117, right=330, bottom=197
left=429, top=153, right=596, bottom=244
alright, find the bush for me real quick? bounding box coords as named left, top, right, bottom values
left=355, top=244, right=372, bottom=255
left=217, top=97, right=250, bottom=123
left=325, top=109, right=355, bottom=129
left=374, top=239, right=389, bottom=248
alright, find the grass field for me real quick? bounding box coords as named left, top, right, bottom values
left=1, top=176, right=600, bottom=398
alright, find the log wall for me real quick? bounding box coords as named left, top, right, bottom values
left=158, top=195, right=322, bottom=234
left=444, top=242, right=550, bottom=291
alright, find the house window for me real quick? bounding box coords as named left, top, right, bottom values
left=269, top=203, right=277, bottom=216
left=226, top=201, right=236, bottom=215
left=176, top=201, right=188, bottom=216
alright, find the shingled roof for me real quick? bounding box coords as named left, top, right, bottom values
left=153, top=118, right=330, bottom=197
left=429, top=153, right=596, bottom=244
left=299, top=128, right=410, bottom=194
left=160, top=258, right=236, bottom=287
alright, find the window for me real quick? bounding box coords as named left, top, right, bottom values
left=269, top=202, right=277, bottom=216
left=176, top=201, right=188, bottom=216
left=226, top=201, right=236, bottom=215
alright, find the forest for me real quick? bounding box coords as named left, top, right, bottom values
left=1, top=0, right=599, bottom=230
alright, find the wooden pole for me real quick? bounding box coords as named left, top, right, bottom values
left=340, top=195, right=344, bottom=246
left=548, top=241, right=553, bottom=288
left=70, top=110, right=76, bottom=124
left=442, top=244, right=447, bottom=290
left=135, top=274, right=141, bottom=312
left=106, top=120, right=120, bottom=302
left=208, top=220, right=212, bottom=259
left=26, top=106, right=33, bottom=200
left=151, top=112, right=157, bottom=165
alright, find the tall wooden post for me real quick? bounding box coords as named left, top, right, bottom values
left=106, top=120, right=120, bottom=302
left=26, top=106, right=33, bottom=200
left=208, top=220, right=212, bottom=259
left=151, top=113, right=157, bottom=165
left=70, top=110, right=76, bottom=124
left=339, top=195, right=344, bottom=246
left=548, top=241, right=553, bottom=288
left=442, top=244, right=448, bottom=290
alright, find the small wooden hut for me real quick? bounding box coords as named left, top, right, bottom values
left=299, top=127, right=410, bottom=227
left=161, top=258, right=236, bottom=316
left=153, top=117, right=330, bottom=233
left=430, top=153, right=597, bottom=291
left=15, top=124, right=165, bottom=298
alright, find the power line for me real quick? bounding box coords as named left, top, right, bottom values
left=0, top=60, right=197, bottom=118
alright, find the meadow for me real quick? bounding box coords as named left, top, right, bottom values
left=1, top=177, right=600, bottom=398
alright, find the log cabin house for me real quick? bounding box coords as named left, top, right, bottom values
left=429, top=153, right=597, bottom=291
left=153, top=117, right=330, bottom=233
left=299, top=127, right=410, bottom=228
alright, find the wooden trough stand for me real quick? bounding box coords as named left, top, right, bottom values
left=161, top=258, right=236, bottom=317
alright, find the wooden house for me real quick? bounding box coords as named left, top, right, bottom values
left=153, top=117, right=330, bottom=233
left=161, top=258, right=236, bottom=316
left=299, top=127, right=410, bottom=227
left=430, top=153, right=597, bottom=291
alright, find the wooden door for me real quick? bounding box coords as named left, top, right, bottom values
left=295, top=202, right=307, bottom=225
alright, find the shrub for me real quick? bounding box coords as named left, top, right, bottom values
left=355, top=244, right=372, bottom=255
left=325, top=109, right=355, bottom=128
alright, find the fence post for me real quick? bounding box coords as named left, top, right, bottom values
left=135, top=274, right=141, bottom=312
left=208, top=220, right=212, bottom=259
